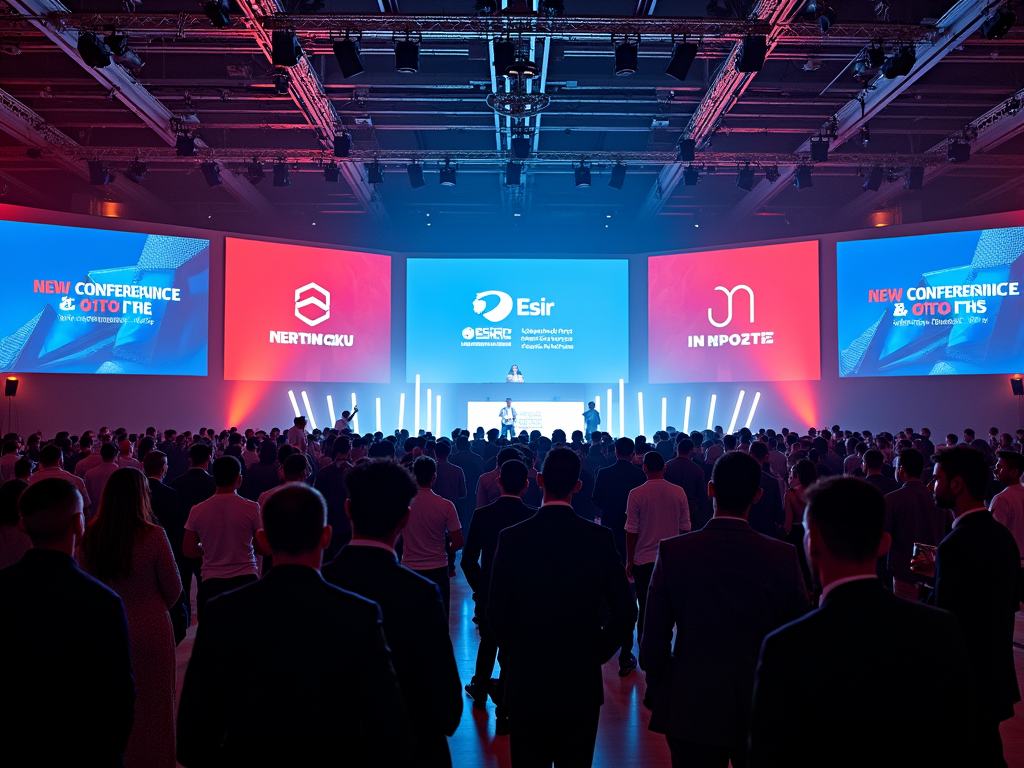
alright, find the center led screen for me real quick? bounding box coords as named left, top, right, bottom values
left=648, top=242, right=821, bottom=383
left=406, top=258, right=629, bottom=384
left=837, top=226, right=1024, bottom=377
left=224, top=238, right=391, bottom=383
left=0, top=219, right=209, bottom=376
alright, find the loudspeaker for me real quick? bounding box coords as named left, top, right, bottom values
left=736, top=35, right=767, bottom=73
left=272, top=30, right=302, bottom=67
left=677, top=139, right=696, bottom=162
left=863, top=166, right=884, bottom=192
left=904, top=166, right=925, bottom=190
left=1012, top=377, right=1024, bottom=396
left=4, top=377, right=17, bottom=397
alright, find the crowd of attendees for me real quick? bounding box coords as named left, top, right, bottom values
left=0, top=417, right=1022, bottom=767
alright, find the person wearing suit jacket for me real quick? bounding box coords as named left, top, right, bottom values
left=749, top=476, right=975, bottom=768
left=461, top=459, right=537, bottom=730
left=322, top=460, right=462, bottom=767
left=0, top=478, right=136, bottom=767
left=747, top=442, right=784, bottom=538
left=923, top=447, right=1022, bottom=767
left=663, top=438, right=710, bottom=531
left=641, top=451, right=808, bottom=767
left=488, top=448, right=635, bottom=768
left=177, top=483, right=412, bottom=767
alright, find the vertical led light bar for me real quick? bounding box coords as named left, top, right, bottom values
left=376, top=397, right=382, bottom=434
left=326, top=395, right=337, bottom=427
left=606, top=388, right=613, bottom=434
left=637, top=392, right=645, bottom=437
left=744, top=391, right=762, bottom=430
left=350, top=392, right=359, bottom=433
left=399, top=393, right=406, bottom=432
left=436, top=395, right=442, bottom=437
left=287, top=390, right=301, bottom=418
left=426, top=388, right=432, bottom=434
left=414, top=374, right=421, bottom=434
left=727, top=390, right=745, bottom=435
left=661, top=397, right=667, bottom=432
left=619, top=379, right=625, bottom=437
left=683, top=396, right=691, bottom=434
left=300, top=391, right=317, bottom=430
left=707, top=394, right=717, bottom=431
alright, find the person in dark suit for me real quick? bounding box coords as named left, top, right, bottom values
left=449, top=435, right=485, bottom=530
left=923, top=447, right=1021, bottom=767
left=747, top=442, right=784, bottom=538
left=488, top=448, right=635, bottom=768
left=314, top=436, right=353, bottom=561
left=177, top=483, right=412, bottom=767
left=322, top=460, right=462, bottom=767
left=663, top=438, right=710, bottom=531
left=591, top=436, right=647, bottom=673
left=862, top=449, right=899, bottom=495
left=461, top=459, right=537, bottom=731
left=143, top=449, right=192, bottom=628
left=748, top=476, right=976, bottom=768
left=168, top=442, right=215, bottom=608
left=0, top=478, right=135, bottom=767
left=641, top=451, right=808, bottom=767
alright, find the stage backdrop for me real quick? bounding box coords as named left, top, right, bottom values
left=406, top=258, right=629, bottom=384
left=837, top=226, right=1024, bottom=377
left=223, top=238, right=391, bottom=383
left=0, top=219, right=209, bottom=376
left=467, top=401, right=586, bottom=436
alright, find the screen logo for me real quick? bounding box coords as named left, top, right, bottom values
left=473, top=290, right=514, bottom=322
left=295, top=282, right=330, bottom=327
left=708, top=284, right=754, bottom=328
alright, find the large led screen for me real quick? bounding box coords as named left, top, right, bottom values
left=406, top=258, right=628, bottom=384
left=837, top=227, right=1024, bottom=377
left=224, top=238, right=391, bottom=383
left=0, top=220, right=209, bottom=376
left=649, top=242, right=821, bottom=383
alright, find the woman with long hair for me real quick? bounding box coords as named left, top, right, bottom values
left=78, top=468, right=181, bottom=768
left=506, top=364, right=524, bottom=383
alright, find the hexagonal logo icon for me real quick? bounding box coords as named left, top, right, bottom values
left=295, top=282, right=330, bottom=327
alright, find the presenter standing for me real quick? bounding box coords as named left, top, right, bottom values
left=583, top=402, right=601, bottom=441
left=499, top=399, right=517, bottom=440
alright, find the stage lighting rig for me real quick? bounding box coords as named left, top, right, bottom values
left=983, top=6, right=1016, bottom=39
left=666, top=41, right=698, bottom=81
left=735, top=165, right=755, bottom=192
left=203, top=0, right=232, bottom=28
left=505, top=161, right=523, bottom=186
left=736, top=35, right=767, bottom=73
left=333, top=132, right=351, bottom=158
left=175, top=133, right=196, bottom=157
left=810, top=136, right=829, bottom=163
left=862, top=166, right=884, bottom=192
left=333, top=35, right=364, bottom=79
left=439, top=158, right=457, bottom=187
left=201, top=162, right=222, bottom=187
left=609, top=162, right=627, bottom=190
left=271, top=67, right=290, bottom=94
left=574, top=161, right=592, bottom=187
left=511, top=136, right=532, bottom=160
left=683, top=166, right=700, bottom=186
left=540, top=0, right=565, bottom=15
left=273, top=162, right=291, bottom=187
left=245, top=159, right=265, bottom=185
left=793, top=165, right=813, bottom=189
left=271, top=29, right=302, bottom=67
left=613, top=35, right=639, bottom=76
left=323, top=163, right=340, bottom=183
left=407, top=162, right=425, bottom=188
left=88, top=160, right=113, bottom=185
left=124, top=159, right=147, bottom=184
left=678, top=138, right=696, bottom=162
left=395, top=36, right=420, bottom=74
left=764, top=166, right=780, bottom=183
left=367, top=161, right=385, bottom=185
left=881, top=44, right=915, bottom=78
left=77, top=31, right=111, bottom=68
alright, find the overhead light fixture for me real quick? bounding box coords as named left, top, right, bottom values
left=87, top=160, right=113, bottom=185
left=947, top=138, right=970, bottom=163
left=706, top=0, right=731, bottom=17
left=683, top=165, right=699, bottom=186
left=540, top=0, right=565, bottom=15
left=439, top=158, right=457, bottom=187
left=367, top=161, right=385, bottom=184
left=904, top=166, right=925, bottom=190
left=735, top=166, right=755, bottom=191
left=245, top=160, right=265, bottom=185
left=860, top=123, right=871, bottom=147
left=77, top=31, right=111, bottom=68
left=765, top=165, right=780, bottom=183
left=324, top=163, right=340, bottom=183
left=862, top=166, right=884, bottom=192
left=983, top=6, right=1016, bottom=39
left=395, top=38, right=419, bottom=73
left=881, top=44, right=915, bottom=78
left=793, top=165, right=813, bottom=189
left=271, top=67, right=290, bottom=94
left=105, top=32, right=129, bottom=58
left=505, top=161, right=523, bottom=186
left=574, top=161, right=591, bottom=187
left=511, top=136, right=531, bottom=160
left=810, top=136, right=829, bottom=163
left=333, top=132, right=351, bottom=158
left=333, top=36, right=364, bottom=79
left=502, top=0, right=537, bottom=15
left=736, top=35, right=767, bottom=73
left=614, top=37, right=639, bottom=76
left=507, top=57, right=540, bottom=79
left=124, top=160, right=147, bottom=184
left=175, top=134, right=196, bottom=157
left=678, top=138, right=696, bottom=162
left=867, top=44, right=886, bottom=68
left=493, top=39, right=517, bottom=78
left=474, top=0, right=496, bottom=15
left=609, top=162, right=627, bottom=190
left=271, top=29, right=302, bottom=67
left=407, top=162, right=425, bottom=188
left=203, top=0, right=232, bottom=28
left=665, top=41, right=698, bottom=81
left=273, top=162, right=291, bottom=187
left=201, top=162, right=222, bottom=187
left=817, top=6, right=837, bottom=32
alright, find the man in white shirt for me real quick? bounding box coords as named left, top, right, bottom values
left=625, top=451, right=690, bottom=654
left=0, top=440, right=20, bottom=483
left=286, top=417, right=309, bottom=453
left=115, top=440, right=142, bottom=470
left=184, top=455, right=268, bottom=618
left=991, top=450, right=1024, bottom=560
left=402, top=456, right=463, bottom=616
left=334, top=406, right=358, bottom=433
left=30, top=445, right=90, bottom=511
left=498, top=398, right=517, bottom=440
left=83, top=443, right=120, bottom=520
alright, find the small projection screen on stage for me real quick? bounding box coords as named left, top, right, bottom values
left=837, top=226, right=1024, bottom=377
left=406, top=258, right=629, bottom=384
left=648, top=241, right=821, bottom=383
left=0, top=219, right=210, bottom=376
left=224, top=238, right=391, bottom=382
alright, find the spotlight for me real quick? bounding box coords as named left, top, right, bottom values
left=77, top=31, right=111, bottom=68
left=124, top=160, right=147, bottom=184
left=333, top=132, right=351, bottom=158
left=507, top=57, right=540, bottom=79
left=439, top=158, right=457, bottom=187
left=736, top=35, right=767, bottom=73
left=201, top=162, right=222, bottom=187
left=614, top=38, right=639, bottom=76
left=395, top=39, right=419, bottom=73
left=860, top=123, right=871, bottom=147
left=983, top=7, right=1016, bottom=39
left=271, top=29, right=302, bottom=67
left=367, top=161, right=385, bottom=184
left=678, top=138, right=696, bottom=162
left=245, top=160, right=265, bottom=185
left=493, top=39, right=517, bottom=78
left=26, top=148, right=43, bottom=160
left=203, top=0, right=232, bottom=28
left=540, top=0, right=565, bottom=15
left=407, top=162, right=425, bottom=188
left=881, top=44, right=915, bottom=78
left=810, top=137, right=829, bottom=163
left=511, top=136, right=531, bottom=160
left=333, top=37, right=364, bottom=79
left=867, top=44, right=886, bottom=68
left=105, top=33, right=129, bottom=57
left=863, top=166, right=884, bottom=192
left=272, top=68, right=290, bottom=94
left=609, top=162, right=627, bottom=190
left=904, top=166, right=925, bottom=190
left=574, top=162, right=591, bottom=187
left=683, top=166, right=699, bottom=186
left=272, top=162, right=291, bottom=187
left=1012, top=376, right=1024, bottom=396
left=735, top=166, right=755, bottom=191
left=793, top=165, right=813, bottom=189
left=475, top=0, right=496, bottom=14
left=666, top=42, right=698, bottom=81
left=87, top=160, right=113, bottom=185
left=505, top=160, right=522, bottom=185
left=765, top=165, right=780, bottom=183
left=324, top=163, right=340, bottom=183
left=947, top=139, right=970, bottom=163
left=818, top=6, right=837, bottom=33
left=175, top=134, right=196, bottom=157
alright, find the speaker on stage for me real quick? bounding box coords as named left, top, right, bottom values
left=1011, top=377, right=1024, bottom=396
left=4, top=377, right=16, bottom=397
